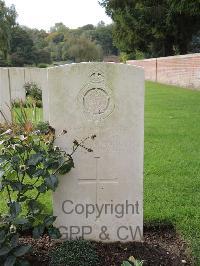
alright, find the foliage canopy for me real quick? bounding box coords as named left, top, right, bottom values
left=0, top=0, right=17, bottom=60
left=100, top=0, right=200, bottom=57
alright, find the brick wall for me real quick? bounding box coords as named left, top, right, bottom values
left=128, top=53, right=200, bottom=89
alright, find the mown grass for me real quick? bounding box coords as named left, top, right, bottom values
left=0, top=82, right=200, bottom=264
left=145, top=81, right=200, bottom=264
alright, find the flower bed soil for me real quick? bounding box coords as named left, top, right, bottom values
left=21, top=224, right=192, bottom=266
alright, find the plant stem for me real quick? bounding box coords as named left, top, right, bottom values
left=70, top=136, right=90, bottom=156
left=6, top=185, right=12, bottom=204
left=35, top=192, right=40, bottom=201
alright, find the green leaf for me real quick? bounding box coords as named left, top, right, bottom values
left=22, top=184, right=34, bottom=193
left=11, top=156, right=20, bottom=165
left=45, top=157, right=59, bottom=169
left=33, top=224, right=44, bottom=239
left=133, top=260, right=144, bottom=266
left=44, top=216, right=56, bottom=227
left=0, top=168, right=4, bottom=190
left=36, top=184, right=46, bottom=193
left=121, top=262, right=132, bottom=266
left=17, top=259, right=30, bottom=266
left=0, top=246, right=12, bottom=255
left=10, top=181, right=23, bottom=192
left=0, top=229, right=6, bottom=244
left=45, top=175, right=58, bottom=191
left=10, top=234, right=19, bottom=248
left=13, top=245, right=31, bottom=257
left=28, top=153, right=43, bottom=166
left=28, top=200, right=41, bottom=215
left=26, top=165, right=36, bottom=177
left=58, top=159, right=74, bottom=175
left=18, top=195, right=28, bottom=202
left=33, top=169, right=45, bottom=178
left=0, top=169, right=4, bottom=178
left=21, top=222, right=32, bottom=232
left=14, top=217, right=29, bottom=225
left=48, top=227, right=61, bottom=239
left=4, top=255, right=16, bottom=266
left=9, top=202, right=21, bottom=218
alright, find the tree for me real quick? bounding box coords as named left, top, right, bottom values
left=8, top=26, right=52, bottom=66
left=0, top=0, right=17, bottom=60
left=84, top=23, right=118, bottom=56
left=80, top=24, right=95, bottom=31
left=46, top=23, right=111, bottom=62
left=25, top=27, right=48, bottom=49
left=34, top=48, right=52, bottom=65
left=9, top=26, right=35, bottom=66
left=189, top=31, right=200, bottom=53
left=68, top=36, right=103, bottom=63
left=50, top=22, right=69, bottom=34
left=100, top=0, right=200, bottom=57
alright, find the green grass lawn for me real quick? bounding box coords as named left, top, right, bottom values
left=0, top=82, right=200, bottom=264
left=145, top=81, right=200, bottom=264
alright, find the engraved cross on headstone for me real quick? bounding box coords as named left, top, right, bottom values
left=78, top=156, right=118, bottom=183
left=78, top=156, right=118, bottom=207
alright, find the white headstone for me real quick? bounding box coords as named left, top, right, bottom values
left=24, top=68, right=49, bottom=121
left=48, top=63, right=144, bottom=242
left=9, top=68, right=26, bottom=101
left=0, top=68, right=12, bottom=123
